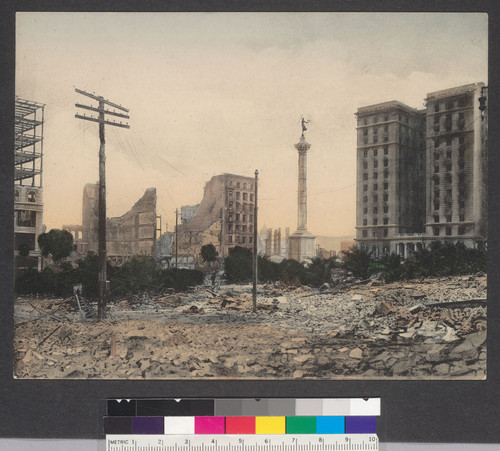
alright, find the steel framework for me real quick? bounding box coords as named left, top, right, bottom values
left=15, top=97, right=45, bottom=187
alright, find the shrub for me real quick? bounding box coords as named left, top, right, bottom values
left=200, top=243, right=218, bottom=264
left=37, top=229, right=73, bottom=261
left=341, top=246, right=373, bottom=280
left=279, top=258, right=305, bottom=286
left=304, top=257, right=336, bottom=287
left=224, top=246, right=253, bottom=282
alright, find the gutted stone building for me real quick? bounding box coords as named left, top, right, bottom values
left=175, top=173, right=255, bottom=267
left=355, top=83, right=487, bottom=257
left=65, top=184, right=157, bottom=264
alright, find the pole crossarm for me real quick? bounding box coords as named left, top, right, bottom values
left=75, top=88, right=129, bottom=112
left=75, top=114, right=130, bottom=128
left=75, top=103, right=130, bottom=119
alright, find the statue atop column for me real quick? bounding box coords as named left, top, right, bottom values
left=301, top=116, right=310, bottom=137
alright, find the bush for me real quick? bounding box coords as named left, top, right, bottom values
left=37, top=229, right=73, bottom=261
left=279, top=258, right=305, bottom=286
left=304, top=257, right=336, bottom=287
left=159, top=268, right=204, bottom=291
left=341, top=246, right=373, bottom=280
left=224, top=246, right=253, bottom=282
left=200, top=244, right=218, bottom=264
left=258, top=255, right=281, bottom=282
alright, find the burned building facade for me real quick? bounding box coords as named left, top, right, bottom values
left=355, top=83, right=487, bottom=257
left=176, top=173, right=255, bottom=267
left=64, top=184, right=157, bottom=264
left=14, top=97, right=45, bottom=275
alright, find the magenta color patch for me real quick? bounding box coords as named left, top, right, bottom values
left=195, top=416, right=225, bottom=434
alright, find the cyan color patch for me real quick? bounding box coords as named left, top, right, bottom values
left=316, top=416, right=345, bottom=434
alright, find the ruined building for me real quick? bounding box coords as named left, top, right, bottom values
left=176, top=173, right=255, bottom=267
left=64, top=184, right=157, bottom=264
left=355, top=83, right=487, bottom=257
left=14, top=97, right=45, bottom=276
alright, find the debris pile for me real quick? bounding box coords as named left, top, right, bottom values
left=14, top=274, right=486, bottom=379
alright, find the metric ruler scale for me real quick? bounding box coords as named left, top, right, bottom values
left=106, top=434, right=379, bottom=451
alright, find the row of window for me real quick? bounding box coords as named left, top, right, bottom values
left=14, top=190, right=37, bottom=202
left=362, top=193, right=390, bottom=204
left=362, top=159, right=390, bottom=170
left=432, top=113, right=466, bottom=133
left=433, top=225, right=468, bottom=236
left=359, top=114, right=391, bottom=126
left=362, top=217, right=390, bottom=226
left=433, top=201, right=466, bottom=213
left=433, top=214, right=466, bottom=223
left=434, top=149, right=466, bottom=161
left=227, top=224, right=253, bottom=233
left=432, top=173, right=466, bottom=186
left=227, top=212, right=253, bottom=223
left=15, top=210, right=36, bottom=227
left=434, top=161, right=466, bottom=172
left=228, top=180, right=253, bottom=190
left=363, top=125, right=389, bottom=136
left=433, top=96, right=469, bottom=113
left=363, top=182, right=390, bottom=192
left=361, top=229, right=389, bottom=238
left=362, top=146, right=390, bottom=158
left=228, top=190, right=254, bottom=201
left=433, top=136, right=465, bottom=148
left=362, top=170, right=389, bottom=181
left=363, top=204, right=388, bottom=215
left=228, top=201, right=254, bottom=212
left=227, top=235, right=253, bottom=244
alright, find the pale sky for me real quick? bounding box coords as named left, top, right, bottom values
left=16, top=12, right=487, bottom=237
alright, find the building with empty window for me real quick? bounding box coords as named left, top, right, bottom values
left=175, top=173, right=255, bottom=267
left=355, top=83, right=487, bottom=257
left=14, top=97, right=45, bottom=275
left=64, top=184, right=157, bottom=264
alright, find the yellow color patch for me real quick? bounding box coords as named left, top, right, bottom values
left=255, top=416, right=286, bottom=434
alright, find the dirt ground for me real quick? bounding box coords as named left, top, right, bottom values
left=14, top=274, right=486, bottom=379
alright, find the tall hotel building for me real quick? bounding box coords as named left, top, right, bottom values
left=355, top=83, right=487, bottom=257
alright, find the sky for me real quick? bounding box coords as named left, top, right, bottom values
left=15, top=12, right=488, bottom=238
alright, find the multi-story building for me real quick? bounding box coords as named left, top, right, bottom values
left=355, top=83, right=487, bottom=257
left=356, top=101, right=426, bottom=256
left=424, top=84, right=487, bottom=249
left=14, top=97, right=45, bottom=275
left=176, top=173, right=255, bottom=266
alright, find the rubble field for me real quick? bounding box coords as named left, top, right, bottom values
left=14, top=274, right=487, bottom=379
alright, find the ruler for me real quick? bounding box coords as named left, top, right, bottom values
left=106, top=434, right=379, bottom=451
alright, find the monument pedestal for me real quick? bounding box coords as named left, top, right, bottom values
left=288, top=230, right=316, bottom=262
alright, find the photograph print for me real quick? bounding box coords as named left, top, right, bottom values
left=13, top=12, right=488, bottom=380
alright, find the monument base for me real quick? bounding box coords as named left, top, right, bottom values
left=288, top=230, right=316, bottom=262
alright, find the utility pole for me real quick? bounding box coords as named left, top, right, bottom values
left=252, top=169, right=259, bottom=313
left=175, top=208, right=179, bottom=268
left=75, top=88, right=130, bottom=320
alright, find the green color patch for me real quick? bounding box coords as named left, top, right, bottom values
left=286, top=416, right=317, bottom=434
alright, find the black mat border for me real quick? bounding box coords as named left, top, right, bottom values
left=1, top=1, right=499, bottom=443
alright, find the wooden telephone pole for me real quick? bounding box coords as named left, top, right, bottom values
left=75, top=88, right=130, bottom=319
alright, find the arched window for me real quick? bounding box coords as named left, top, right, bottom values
left=27, top=191, right=36, bottom=202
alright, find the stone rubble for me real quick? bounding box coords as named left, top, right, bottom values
left=13, top=274, right=486, bottom=380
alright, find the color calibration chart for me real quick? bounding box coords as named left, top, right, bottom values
left=105, top=398, right=380, bottom=451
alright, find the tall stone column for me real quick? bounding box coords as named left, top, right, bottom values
left=288, top=125, right=316, bottom=262
left=295, top=135, right=311, bottom=231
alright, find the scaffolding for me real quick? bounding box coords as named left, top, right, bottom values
left=15, top=96, right=45, bottom=187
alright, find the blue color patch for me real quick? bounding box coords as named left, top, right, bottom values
left=316, top=416, right=345, bottom=434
